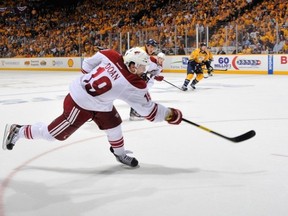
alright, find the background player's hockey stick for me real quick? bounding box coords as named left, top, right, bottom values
left=213, top=68, right=228, bottom=71
left=182, top=118, right=256, bottom=143
left=203, top=68, right=228, bottom=78
left=204, top=73, right=212, bottom=79
left=163, top=79, right=184, bottom=91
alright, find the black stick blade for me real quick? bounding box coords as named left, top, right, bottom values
left=182, top=118, right=256, bottom=143
left=229, top=130, right=256, bottom=143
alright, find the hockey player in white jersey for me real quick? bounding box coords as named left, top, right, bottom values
left=145, top=52, right=166, bottom=89
left=129, top=50, right=166, bottom=120
left=2, top=47, right=182, bottom=168
left=129, top=38, right=159, bottom=121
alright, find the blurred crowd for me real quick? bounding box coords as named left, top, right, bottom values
left=0, top=0, right=288, bottom=58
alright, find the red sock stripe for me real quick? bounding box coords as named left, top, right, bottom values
left=109, top=137, right=124, bottom=148
left=24, top=125, right=33, bottom=139
left=146, top=104, right=158, bottom=122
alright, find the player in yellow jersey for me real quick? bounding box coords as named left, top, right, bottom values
left=181, top=42, right=213, bottom=91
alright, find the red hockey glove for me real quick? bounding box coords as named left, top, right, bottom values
left=154, top=75, right=164, bottom=81
left=165, top=108, right=182, bottom=125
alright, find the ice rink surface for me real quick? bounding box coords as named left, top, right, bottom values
left=1, top=71, right=288, bottom=216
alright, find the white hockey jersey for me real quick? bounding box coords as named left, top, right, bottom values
left=69, top=49, right=169, bottom=122
left=146, top=56, right=163, bottom=88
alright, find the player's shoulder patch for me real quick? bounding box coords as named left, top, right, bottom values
left=125, top=73, right=147, bottom=89
left=150, top=56, right=157, bottom=64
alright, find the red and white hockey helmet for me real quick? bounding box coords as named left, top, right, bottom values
left=124, top=47, right=150, bottom=74
left=124, top=47, right=149, bottom=67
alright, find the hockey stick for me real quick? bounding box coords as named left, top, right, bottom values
left=213, top=68, right=228, bottom=71
left=182, top=118, right=256, bottom=143
left=204, top=73, right=213, bottom=79
left=163, top=79, right=183, bottom=91
left=203, top=68, right=228, bottom=72
left=203, top=68, right=228, bottom=78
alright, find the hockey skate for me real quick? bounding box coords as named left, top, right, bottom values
left=190, top=83, right=196, bottom=89
left=207, top=66, right=213, bottom=76
left=129, top=108, right=144, bottom=121
left=2, top=124, right=21, bottom=150
left=181, top=85, right=188, bottom=91
left=190, top=79, right=198, bottom=89
left=110, top=147, right=139, bottom=167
